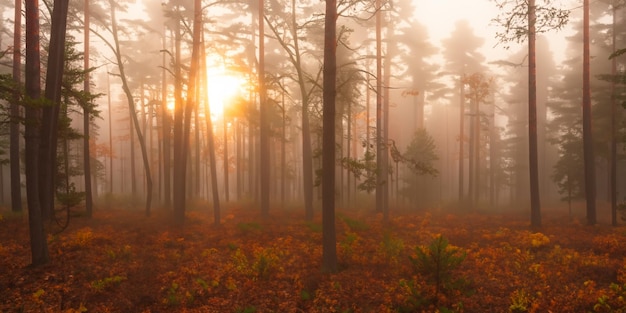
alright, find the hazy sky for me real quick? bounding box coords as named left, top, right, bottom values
left=413, top=0, right=573, bottom=64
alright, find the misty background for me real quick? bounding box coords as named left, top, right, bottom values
left=0, top=0, right=624, bottom=218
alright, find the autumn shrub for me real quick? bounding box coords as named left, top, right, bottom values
left=593, top=235, right=622, bottom=255
left=304, top=221, right=322, bottom=233
left=252, top=247, right=281, bottom=280
left=594, top=261, right=626, bottom=312
left=106, top=245, right=132, bottom=261
left=230, top=246, right=282, bottom=280
left=408, top=235, right=468, bottom=306
left=339, top=214, right=369, bottom=231
left=509, top=289, right=531, bottom=313
left=528, top=232, right=550, bottom=249
left=164, top=282, right=181, bottom=306
left=231, top=248, right=251, bottom=275
left=91, top=275, right=126, bottom=292
left=398, top=279, right=428, bottom=312
left=235, top=305, right=257, bottom=313
left=339, top=231, right=359, bottom=261
left=237, top=222, right=263, bottom=235
left=378, top=232, right=405, bottom=264
left=64, top=227, right=94, bottom=249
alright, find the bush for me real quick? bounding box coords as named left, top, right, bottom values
left=409, top=235, right=468, bottom=305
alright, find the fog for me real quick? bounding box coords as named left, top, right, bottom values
left=0, top=0, right=624, bottom=219
left=3, top=0, right=626, bottom=311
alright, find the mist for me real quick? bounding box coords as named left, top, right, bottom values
left=0, top=0, right=625, bottom=311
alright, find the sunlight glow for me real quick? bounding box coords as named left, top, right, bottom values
left=206, top=65, right=246, bottom=118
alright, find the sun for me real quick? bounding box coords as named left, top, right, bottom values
left=206, top=66, right=245, bottom=118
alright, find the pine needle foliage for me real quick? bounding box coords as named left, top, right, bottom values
left=409, top=235, right=467, bottom=303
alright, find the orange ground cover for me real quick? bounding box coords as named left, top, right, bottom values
left=1, top=206, right=625, bottom=312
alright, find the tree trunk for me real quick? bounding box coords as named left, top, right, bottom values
left=610, top=3, right=617, bottom=226
left=458, top=75, right=465, bottom=203
left=172, top=7, right=185, bottom=223
left=175, top=0, right=202, bottom=222
left=322, top=0, right=338, bottom=273
left=281, top=89, right=286, bottom=206
left=474, top=96, right=480, bottom=205
left=259, top=0, right=270, bottom=218
left=24, top=0, right=49, bottom=266
left=346, top=93, right=351, bottom=208
left=110, top=0, right=152, bottom=217
left=582, top=0, right=596, bottom=225
left=40, top=0, right=70, bottom=221
left=106, top=66, right=114, bottom=198
left=10, top=0, right=22, bottom=213
left=375, top=0, right=383, bottom=214
left=130, top=104, right=136, bottom=196
left=383, top=16, right=392, bottom=222
left=223, top=113, right=230, bottom=202
left=161, top=26, right=171, bottom=208
left=200, top=32, right=221, bottom=226
left=83, top=0, right=93, bottom=217
left=528, top=0, right=542, bottom=228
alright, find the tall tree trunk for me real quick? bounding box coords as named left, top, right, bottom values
left=40, top=0, right=70, bottom=221
left=109, top=0, right=152, bottom=217
left=259, top=0, right=270, bottom=217
left=194, top=98, right=200, bottom=197
left=474, top=96, right=480, bottom=205
left=610, top=3, right=617, bottom=226
left=223, top=113, right=230, bottom=202
left=528, top=0, right=542, bottom=228
left=458, top=75, right=465, bottom=203
left=346, top=93, right=351, bottom=208
left=161, top=26, right=171, bottom=209
left=130, top=105, right=136, bottom=196
left=236, top=119, right=242, bottom=200
left=468, top=96, right=475, bottom=207
left=201, top=32, right=221, bottom=226
left=375, top=0, right=383, bottom=214
left=10, top=0, right=22, bottom=213
left=83, top=0, right=93, bottom=217
left=382, top=16, right=392, bottom=222
left=490, top=105, right=496, bottom=208
left=24, top=0, right=49, bottom=266
left=282, top=0, right=314, bottom=220
left=322, top=0, right=338, bottom=273
left=582, top=0, right=596, bottom=225
left=172, top=6, right=185, bottom=223
left=106, top=66, right=113, bottom=198
left=281, top=89, right=286, bottom=206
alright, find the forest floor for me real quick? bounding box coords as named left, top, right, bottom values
left=1, top=203, right=626, bottom=313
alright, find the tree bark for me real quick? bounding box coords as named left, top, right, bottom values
left=322, top=0, right=338, bottom=273
left=40, top=0, right=69, bottom=221
left=83, top=0, right=93, bottom=217
left=200, top=32, right=221, bottom=226
left=458, top=75, right=465, bottom=203
left=529, top=0, right=542, bottom=228
left=109, top=0, right=152, bottom=217
left=172, top=6, right=185, bottom=223
left=375, top=0, right=383, bottom=214
left=259, top=0, right=270, bottom=218
left=610, top=3, right=617, bottom=226
left=106, top=67, right=113, bottom=198
left=582, top=0, right=596, bottom=225
left=10, top=0, right=22, bottom=213
left=161, top=25, right=171, bottom=209
left=24, top=0, right=49, bottom=266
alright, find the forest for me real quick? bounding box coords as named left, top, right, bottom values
left=0, top=0, right=625, bottom=311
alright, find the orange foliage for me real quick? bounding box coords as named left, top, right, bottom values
left=0, top=208, right=624, bottom=312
